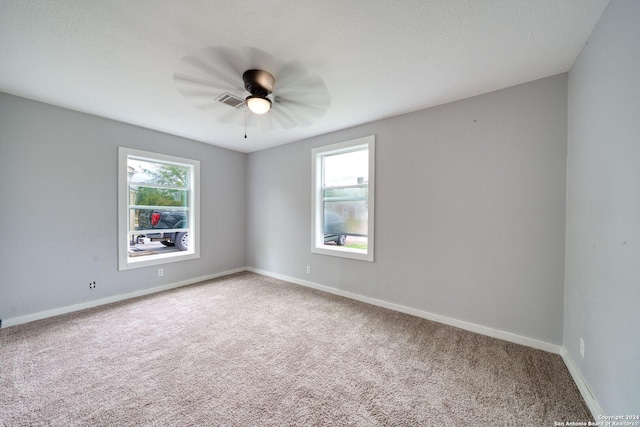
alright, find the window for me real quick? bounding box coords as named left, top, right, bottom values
left=311, top=135, right=375, bottom=261
left=118, top=147, right=200, bottom=270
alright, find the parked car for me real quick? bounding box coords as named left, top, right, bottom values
left=323, top=211, right=347, bottom=246
left=137, top=209, right=189, bottom=250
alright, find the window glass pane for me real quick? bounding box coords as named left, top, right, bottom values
left=323, top=186, right=367, bottom=202
left=135, top=209, right=188, bottom=231
left=322, top=149, right=369, bottom=247
left=323, top=200, right=368, bottom=236
left=323, top=149, right=368, bottom=187
left=128, top=159, right=189, bottom=187
left=130, top=187, right=189, bottom=207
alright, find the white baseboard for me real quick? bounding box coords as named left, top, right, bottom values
left=246, top=267, right=562, bottom=355
left=561, top=347, right=604, bottom=420
left=1, top=267, right=246, bottom=328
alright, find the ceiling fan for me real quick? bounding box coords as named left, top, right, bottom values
left=173, top=46, right=331, bottom=132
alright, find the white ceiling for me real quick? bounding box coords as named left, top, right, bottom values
left=0, top=0, right=609, bottom=153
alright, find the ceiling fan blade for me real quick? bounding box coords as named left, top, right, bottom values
left=180, top=56, right=244, bottom=93
left=245, top=110, right=278, bottom=131
left=174, top=89, right=219, bottom=99
left=275, top=96, right=328, bottom=118
left=270, top=67, right=330, bottom=128
left=269, top=107, right=299, bottom=129
left=203, top=46, right=246, bottom=82
left=247, top=46, right=277, bottom=73
left=277, top=66, right=328, bottom=94
left=256, top=112, right=273, bottom=132
left=173, top=73, right=236, bottom=93
left=201, top=46, right=279, bottom=87
left=272, top=60, right=308, bottom=90
left=216, top=105, right=244, bottom=125
left=194, top=102, right=226, bottom=111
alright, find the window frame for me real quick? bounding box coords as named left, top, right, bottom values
left=311, top=135, right=375, bottom=262
left=118, top=146, right=200, bottom=271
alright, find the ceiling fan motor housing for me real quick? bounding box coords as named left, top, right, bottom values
left=243, top=69, right=275, bottom=96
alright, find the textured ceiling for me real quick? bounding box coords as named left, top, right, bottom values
left=0, top=0, right=610, bottom=153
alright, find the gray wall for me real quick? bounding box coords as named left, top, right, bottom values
left=565, top=0, right=640, bottom=414
left=247, top=74, right=568, bottom=345
left=0, top=93, right=246, bottom=320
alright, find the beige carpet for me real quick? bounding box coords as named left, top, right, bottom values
left=1, top=272, right=592, bottom=426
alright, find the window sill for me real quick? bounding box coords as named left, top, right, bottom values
left=312, top=245, right=374, bottom=262
left=119, top=250, right=199, bottom=271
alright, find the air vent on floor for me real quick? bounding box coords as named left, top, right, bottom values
left=215, top=93, right=245, bottom=109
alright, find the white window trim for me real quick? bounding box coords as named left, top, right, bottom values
left=311, top=135, right=375, bottom=262
left=118, top=147, right=200, bottom=271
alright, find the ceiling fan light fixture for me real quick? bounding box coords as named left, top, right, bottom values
left=246, top=96, right=272, bottom=114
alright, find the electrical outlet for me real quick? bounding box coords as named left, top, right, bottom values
left=580, top=337, right=585, bottom=358
left=158, top=268, right=164, bottom=277
left=306, top=266, right=311, bottom=274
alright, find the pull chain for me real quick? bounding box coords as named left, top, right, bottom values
left=244, top=107, right=247, bottom=139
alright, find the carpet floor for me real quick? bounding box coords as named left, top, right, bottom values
left=1, top=272, right=592, bottom=426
